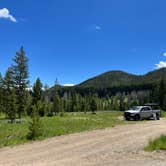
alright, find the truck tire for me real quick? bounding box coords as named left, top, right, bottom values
left=125, top=116, right=130, bottom=121
left=134, top=114, right=140, bottom=121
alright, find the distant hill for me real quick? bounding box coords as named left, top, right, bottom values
left=76, top=68, right=166, bottom=88
left=45, top=68, right=166, bottom=99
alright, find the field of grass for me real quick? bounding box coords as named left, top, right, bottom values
left=145, top=135, right=166, bottom=151
left=145, top=112, right=166, bottom=151
left=0, top=111, right=133, bottom=148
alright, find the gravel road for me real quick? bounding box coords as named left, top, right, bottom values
left=1, top=119, right=166, bottom=166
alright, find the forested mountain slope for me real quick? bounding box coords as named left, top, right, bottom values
left=77, top=68, right=166, bottom=88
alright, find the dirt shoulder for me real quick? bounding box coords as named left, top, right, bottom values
left=0, top=119, right=166, bottom=166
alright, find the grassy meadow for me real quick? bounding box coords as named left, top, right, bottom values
left=0, top=111, right=133, bottom=148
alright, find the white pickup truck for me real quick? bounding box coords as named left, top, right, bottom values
left=124, top=105, right=161, bottom=121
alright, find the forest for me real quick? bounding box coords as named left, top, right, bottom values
left=0, top=47, right=166, bottom=140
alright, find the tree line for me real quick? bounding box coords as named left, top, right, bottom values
left=0, top=47, right=166, bottom=138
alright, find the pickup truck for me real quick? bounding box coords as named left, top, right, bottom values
left=124, top=105, right=161, bottom=121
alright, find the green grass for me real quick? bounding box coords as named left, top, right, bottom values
left=0, top=111, right=133, bottom=148
left=145, top=111, right=166, bottom=151
left=145, top=135, right=166, bottom=151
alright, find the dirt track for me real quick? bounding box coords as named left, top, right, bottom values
left=1, top=119, right=166, bottom=166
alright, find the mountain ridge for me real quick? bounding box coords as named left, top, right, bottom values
left=76, top=68, right=166, bottom=88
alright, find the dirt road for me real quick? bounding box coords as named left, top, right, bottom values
left=1, top=119, right=166, bottom=166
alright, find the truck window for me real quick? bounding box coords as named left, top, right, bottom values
left=144, top=107, right=151, bottom=111
left=141, top=108, right=145, bottom=111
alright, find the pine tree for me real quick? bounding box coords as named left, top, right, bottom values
left=71, top=92, right=80, bottom=112
left=158, top=78, right=165, bottom=110
left=7, top=89, right=17, bottom=123
left=90, top=98, right=97, bottom=114
left=52, top=80, right=61, bottom=115
left=150, top=83, right=159, bottom=103
left=0, top=73, right=4, bottom=114
left=3, top=67, right=17, bottom=123
left=45, top=102, right=53, bottom=116
left=27, top=78, right=43, bottom=140
left=53, top=92, right=61, bottom=115
left=32, top=78, right=43, bottom=105
left=27, top=104, right=42, bottom=140
left=80, top=98, right=86, bottom=113
left=12, top=47, right=29, bottom=119
left=25, top=91, right=32, bottom=116
left=119, top=97, right=124, bottom=111
left=59, top=99, right=65, bottom=117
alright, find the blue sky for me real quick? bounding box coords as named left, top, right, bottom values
left=1, top=0, right=166, bottom=86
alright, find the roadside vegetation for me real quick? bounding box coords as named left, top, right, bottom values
left=145, top=135, right=166, bottom=151
left=145, top=112, right=166, bottom=151
left=0, top=111, right=133, bottom=147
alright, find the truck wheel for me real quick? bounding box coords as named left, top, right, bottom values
left=135, top=115, right=140, bottom=121
left=125, top=116, right=130, bottom=121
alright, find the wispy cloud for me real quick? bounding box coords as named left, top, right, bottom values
left=156, top=61, right=166, bottom=69
left=155, top=52, right=166, bottom=69
left=95, top=25, right=101, bottom=31
left=88, top=24, right=102, bottom=32
left=0, top=8, right=17, bottom=22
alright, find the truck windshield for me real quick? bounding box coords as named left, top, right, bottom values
left=131, top=106, right=141, bottom=110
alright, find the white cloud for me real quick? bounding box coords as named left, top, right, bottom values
left=163, top=52, right=166, bottom=57
left=0, top=8, right=17, bottom=22
left=156, top=61, right=166, bottom=69
left=95, top=26, right=101, bottom=31
left=63, top=84, right=75, bottom=87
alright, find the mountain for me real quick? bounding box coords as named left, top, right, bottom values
left=45, top=68, right=166, bottom=99
left=76, top=68, right=166, bottom=89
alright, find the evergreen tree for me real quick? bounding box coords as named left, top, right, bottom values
left=25, top=91, right=32, bottom=116
left=52, top=80, right=61, bottom=115
left=80, top=98, right=86, bottom=113
left=158, top=78, right=166, bottom=110
left=59, top=99, right=65, bottom=116
left=3, top=68, right=14, bottom=90
left=71, top=92, right=80, bottom=112
left=53, top=92, right=61, bottom=115
left=3, top=67, right=17, bottom=123
left=0, top=73, right=4, bottom=114
left=27, top=104, right=42, bottom=140
left=90, top=98, right=97, bottom=114
left=7, top=89, right=17, bottom=123
left=45, top=102, right=53, bottom=116
left=32, top=78, right=45, bottom=116
left=150, top=83, right=159, bottom=103
left=12, top=47, right=29, bottom=119
left=119, top=97, right=125, bottom=111
left=32, top=78, right=43, bottom=105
